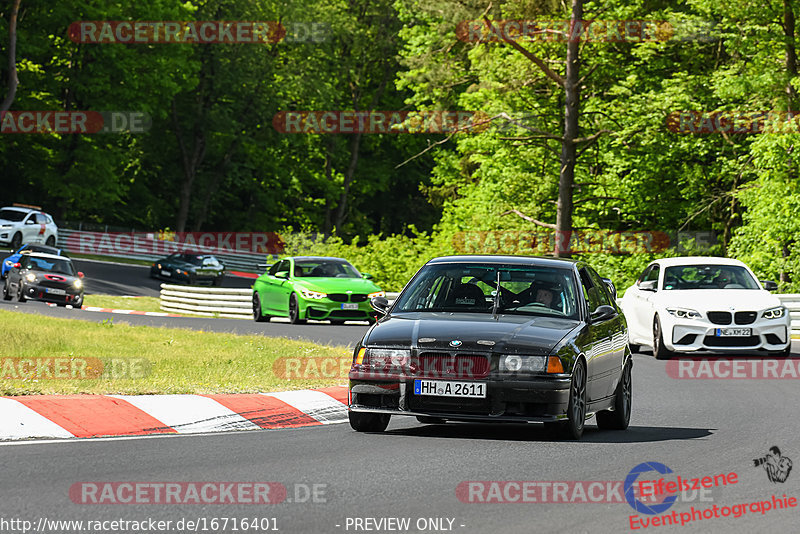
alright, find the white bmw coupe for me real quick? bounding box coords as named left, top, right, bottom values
left=620, top=257, right=791, bottom=359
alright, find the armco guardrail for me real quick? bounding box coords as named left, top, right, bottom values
left=57, top=229, right=273, bottom=273
left=159, top=286, right=401, bottom=319
left=778, top=294, right=800, bottom=336
left=160, top=284, right=252, bottom=318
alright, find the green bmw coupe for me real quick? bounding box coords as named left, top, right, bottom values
left=252, top=256, right=385, bottom=324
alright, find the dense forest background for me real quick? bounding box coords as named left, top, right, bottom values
left=2, top=0, right=800, bottom=290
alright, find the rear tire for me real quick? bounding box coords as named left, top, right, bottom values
left=213, top=275, right=224, bottom=287
left=596, top=360, right=632, bottom=430
left=45, top=236, right=55, bottom=247
left=349, top=411, right=390, bottom=432
left=253, top=293, right=270, bottom=322
left=653, top=317, right=673, bottom=360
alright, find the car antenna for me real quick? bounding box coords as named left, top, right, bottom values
left=491, top=269, right=501, bottom=319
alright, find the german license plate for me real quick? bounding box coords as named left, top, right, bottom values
left=414, top=379, right=486, bottom=398
left=161, top=270, right=171, bottom=276
left=716, top=328, right=751, bottom=337
left=45, top=288, right=66, bottom=295
left=341, top=303, right=358, bottom=310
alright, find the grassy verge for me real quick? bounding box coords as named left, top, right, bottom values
left=83, top=294, right=165, bottom=313
left=68, top=253, right=154, bottom=267
left=1, top=310, right=349, bottom=396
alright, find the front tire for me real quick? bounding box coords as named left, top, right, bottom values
left=16, top=284, right=26, bottom=303
left=349, top=411, right=390, bottom=432
left=2, top=279, right=11, bottom=300
left=549, top=359, right=587, bottom=440
left=596, top=360, right=632, bottom=430
left=213, top=275, right=224, bottom=287
left=10, top=232, right=22, bottom=250
left=253, top=293, right=270, bottom=323
left=288, top=293, right=306, bottom=324
left=653, top=316, right=673, bottom=360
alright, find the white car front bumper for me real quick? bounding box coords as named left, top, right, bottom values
left=662, top=313, right=790, bottom=353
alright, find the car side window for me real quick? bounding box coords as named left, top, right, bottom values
left=587, top=268, right=614, bottom=306
left=268, top=260, right=287, bottom=276
left=579, top=268, right=603, bottom=313
left=35, top=213, right=47, bottom=224
left=644, top=265, right=659, bottom=283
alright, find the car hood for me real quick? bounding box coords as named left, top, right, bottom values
left=655, top=289, right=781, bottom=311
left=364, top=313, right=580, bottom=355
left=27, top=269, right=80, bottom=285
left=293, top=277, right=381, bottom=293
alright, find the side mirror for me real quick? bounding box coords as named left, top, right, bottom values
left=362, top=272, right=374, bottom=280
left=276, top=271, right=289, bottom=279
left=25, top=219, right=35, bottom=225
left=12, top=262, right=21, bottom=269
left=601, top=277, right=617, bottom=299
left=590, top=304, right=617, bottom=323
left=370, top=296, right=389, bottom=316
left=762, top=280, right=778, bottom=291
left=78, top=272, right=85, bottom=278
left=638, top=280, right=657, bottom=292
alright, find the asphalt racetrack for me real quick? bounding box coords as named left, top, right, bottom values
left=1, top=347, right=798, bottom=533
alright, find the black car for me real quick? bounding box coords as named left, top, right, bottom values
left=150, top=253, right=225, bottom=285
left=348, top=255, right=632, bottom=440
left=3, top=252, right=85, bottom=307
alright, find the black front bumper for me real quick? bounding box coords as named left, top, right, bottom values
left=23, top=283, right=83, bottom=305
left=349, top=374, right=572, bottom=422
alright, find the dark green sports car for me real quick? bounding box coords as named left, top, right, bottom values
left=150, top=253, right=225, bottom=285
left=252, top=256, right=384, bottom=324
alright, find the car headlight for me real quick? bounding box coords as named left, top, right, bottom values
left=762, top=306, right=786, bottom=319
left=358, top=348, right=411, bottom=369
left=24, top=273, right=36, bottom=282
left=499, top=354, right=546, bottom=372
left=300, top=288, right=327, bottom=299
left=368, top=291, right=386, bottom=298
left=73, top=279, right=83, bottom=289
left=666, top=307, right=702, bottom=319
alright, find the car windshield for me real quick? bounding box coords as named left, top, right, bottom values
left=25, top=245, right=59, bottom=255
left=177, top=254, right=203, bottom=266
left=663, top=265, right=760, bottom=290
left=23, top=256, right=75, bottom=276
left=0, top=209, right=27, bottom=222
left=294, top=260, right=361, bottom=278
left=393, top=263, right=579, bottom=319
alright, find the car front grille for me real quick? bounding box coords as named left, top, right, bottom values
left=328, top=293, right=368, bottom=303
left=413, top=352, right=490, bottom=379
left=734, top=311, right=757, bottom=325
left=707, top=311, right=732, bottom=325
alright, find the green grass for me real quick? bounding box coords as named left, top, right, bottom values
left=0, top=310, right=350, bottom=396
left=83, top=294, right=165, bottom=313
left=69, top=253, right=154, bottom=266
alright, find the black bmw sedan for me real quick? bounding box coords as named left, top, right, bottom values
left=150, top=253, right=225, bottom=285
left=348, top=255, right=632, bottom=440
left=3, top=252, right=85, bottom=307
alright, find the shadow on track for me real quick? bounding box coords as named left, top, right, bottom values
left=385, top=422, right=713, bottom=443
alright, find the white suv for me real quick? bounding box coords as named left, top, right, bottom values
left=0, top=206, right=59, bottom=249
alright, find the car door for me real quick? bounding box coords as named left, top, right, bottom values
left=578, top=266, right=611, bottom=403
left=588, top=267, right=625, bottom=398
left=21, top=213, right=40, bottom=243
left=262, top=259, right=290, bottom=313
left=625, top=263, right=660, bottom=344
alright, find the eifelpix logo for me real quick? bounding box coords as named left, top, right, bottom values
left=753, top=446, right=793, bottom=483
